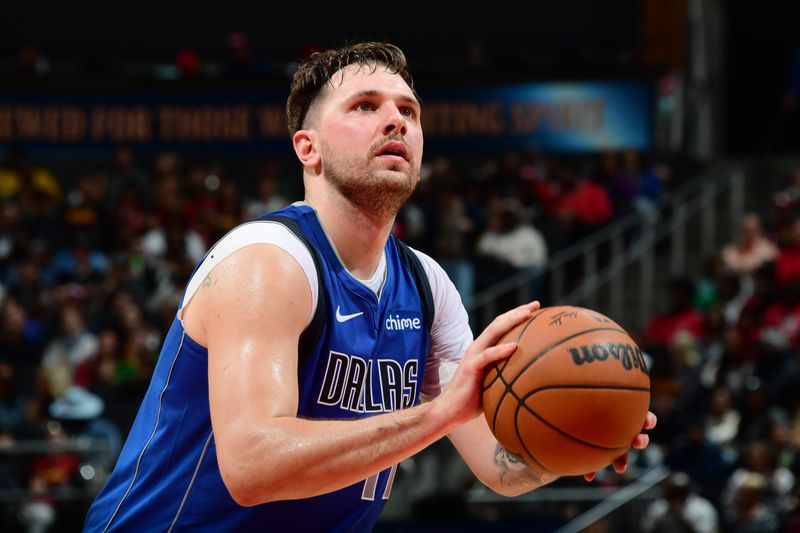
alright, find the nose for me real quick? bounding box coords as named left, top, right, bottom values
left=382, top=106, right=407, bottom=137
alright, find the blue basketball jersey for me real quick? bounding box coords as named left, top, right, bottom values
left=85, top=204, right=433, bottom=532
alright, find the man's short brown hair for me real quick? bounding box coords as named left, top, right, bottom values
left=286, top=41, right=418, bottom=136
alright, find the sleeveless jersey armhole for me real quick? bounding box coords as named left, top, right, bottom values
left=177, top=221, right=319, bottom=328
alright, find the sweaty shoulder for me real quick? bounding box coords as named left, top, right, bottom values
left=180, top=221, right=319, bottom=344
left=408, top=247, right=473, bottom=400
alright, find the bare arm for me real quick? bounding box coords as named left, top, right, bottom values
left=449, top=416, right=558, bottom=496
left=186, top=244, right=534, bottom=506
left=450, top=408, right=658, bottom=495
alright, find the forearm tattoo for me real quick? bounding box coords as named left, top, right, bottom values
left=493, top=444, right=556, bottom=492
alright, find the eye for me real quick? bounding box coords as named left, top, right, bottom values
left=355, top=102, right=375, bottom=112
left=400, top=106, right=417, bottom=118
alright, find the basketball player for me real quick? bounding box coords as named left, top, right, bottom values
left=84, top=41, right=656, bottom=531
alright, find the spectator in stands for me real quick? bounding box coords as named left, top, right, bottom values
left=20, top=420, right=80, bottom=533
left=706, top=327, right=752, bottom=402
left=105, top=146, right=150, bottom=214
left=775, top=218, right=800, bottom=287
left=0, top=296, right=45, bottom=400
left=183, top=162, right=219, bottom=246
left=698, top=309, right=727, bottom=388
left=759, top=279, right=800, bottom=349
left=514, top=149, right=550, bottom=209
left=516, top=154, right=567, bottom=252
left=0, top=362, right=38, bottom=525
left=63, top=172, right=111, bottom=250
left=610, top=150, right=668, bottom=220
left=44, top=232, right=109, bottom=288
left=770, top=174, right=800, bottom=257
left=647, top=372, right=684, bottom=453
left=722, top=440, right=795, bottom=518
left=0, top=147, right=61, bottom=203
left=721, top=213, right=779, bottom=279
left=40, top=305, right=98, bottom=400
left=0, top=198, right=24, bottom=279
left=4, top=243, right=50, bottom=322
left=113, top=180, right=150, bottom=244
left=87, top=330, right=142, bottom=438
left=723, top=472, right=781, bottom=533
left=0, top=363, right=26, bottom=445
left=769, top=416, right=800, bottom=478
left=641, top=471, right=719, bottom=533
left=150, top=168, right=184, bottom=229
left=717, top=271, right=751, bottom=327
left=704, top=386, right=741, bottom=462
left=694, top=254, right=729, bottom=313
left=141, top=214, right=205, bottom=267
left=551, top=160, right=614, bottom=241
left=666, top=330, right=703, bottom=413
left=644, top=278, right=705, bottom=351
left=22, top=185, right=66, bottom=252
left=113, top=296, right=160, bottom=384
left=475, top=197, right=548, bottom=288
left=150, top=151, right=184, bottom=232
left=665, top=415, right=730, bottom=495
left=215, top=179, right=243, bottom=236
left=426, top=161, right=480, bottom=301
left=141, top=214, right=204, bottom=324
left=752, top=305, right=800, bottom=410
left=596, top=151, right=621, bottom=200
left=736, top=263, right=780, bottom=354
left=242, top=163, right=290, bottom=221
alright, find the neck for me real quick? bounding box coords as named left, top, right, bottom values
left=305, top=187, right=395, bottom=280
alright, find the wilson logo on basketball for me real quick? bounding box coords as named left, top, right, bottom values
left=566, top=343, right=648, bottom=374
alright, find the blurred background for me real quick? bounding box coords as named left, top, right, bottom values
left=1, top=0, right=800, bottom=531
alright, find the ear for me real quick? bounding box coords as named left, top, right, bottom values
left=292, top=130, right=321, bottom=169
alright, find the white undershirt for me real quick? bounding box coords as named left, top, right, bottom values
left=178, top=220, right=472, bottom=400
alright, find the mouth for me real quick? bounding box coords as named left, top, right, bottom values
left=374, top=141, right=410, bottom=162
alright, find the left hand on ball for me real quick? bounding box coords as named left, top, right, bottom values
left=584, top=411, right=657, bottom=482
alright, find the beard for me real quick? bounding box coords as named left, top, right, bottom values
left=321, top=138, right=419, bottom=220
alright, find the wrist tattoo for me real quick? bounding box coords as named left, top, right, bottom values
left=493, top=444, right=556, bottom=491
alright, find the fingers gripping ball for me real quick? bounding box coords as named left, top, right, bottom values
left=482, top=306, right=650, bottom=477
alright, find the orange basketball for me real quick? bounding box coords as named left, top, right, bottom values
left=482, top=305, right=650, bottom=477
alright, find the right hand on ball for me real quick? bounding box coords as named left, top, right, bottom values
left=435, top=301, right=540, bottom=427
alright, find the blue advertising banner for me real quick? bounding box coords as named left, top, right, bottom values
left=0, top=81, right=652, bottom=156
left=422, top=82, right=653, bottom=152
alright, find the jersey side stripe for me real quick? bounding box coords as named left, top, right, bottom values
left=102, top=331, right=187, bottom=533
left=168, top=431, right=214, bottom=532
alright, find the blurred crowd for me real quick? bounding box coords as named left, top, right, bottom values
left=0, top=144, right=671, bottom=530
left=632, top=165, right=800, bottom=532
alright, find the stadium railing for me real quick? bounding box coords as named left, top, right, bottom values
left=465, top=160, right=748, bottom=331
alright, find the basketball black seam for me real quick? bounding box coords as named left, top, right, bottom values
left=513, top=400, right=557, bottom=476
left=491, top=370, right=512, bottom=435
left=514, top=403, right=630, bottom=452
left=482, top=308, right=548, bottom=392
left=518, top=388, right=639, bottom=450
left=490, top=374, right=649, bottom=437
left=524, top=384, right=650, bottom=395
left=507, top=327, right=630, bottom=390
